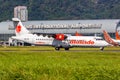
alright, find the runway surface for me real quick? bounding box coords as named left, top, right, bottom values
left=1, top=50, right=120, bottom=52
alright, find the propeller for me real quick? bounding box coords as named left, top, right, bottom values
left=52, top=34, right=67, bottom=40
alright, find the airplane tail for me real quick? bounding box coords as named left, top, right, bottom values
left=75, top=31, right=82, bottom=36
left=103, top=30, right=118, bottom=46
left=12, top=18, right=30, bottom=36
left=115, top=31, right=120, bottom=40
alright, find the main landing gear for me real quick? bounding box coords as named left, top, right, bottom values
left=55, top=47, right=60, bottom=51
left=64, top=48, right=69, bottom=50
left=55, top=47, right=69, bottom=51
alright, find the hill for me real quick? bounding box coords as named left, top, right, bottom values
left=0, top=0, right=120, bottom=21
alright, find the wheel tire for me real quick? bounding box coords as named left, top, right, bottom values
left=65, top=48, right=69, bottom=50
left=55, top=47, right=60, bottom=51
left=100, top=47, right=104, bottom=51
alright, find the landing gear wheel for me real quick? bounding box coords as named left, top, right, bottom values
left=65, top=48, right=69, bottom=51
left=100, top=47, right=104, bottom=51
left=55, top=47, right=60, bottom=51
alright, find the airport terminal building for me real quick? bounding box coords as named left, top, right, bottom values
left=0, top=19, right=120, bottom=41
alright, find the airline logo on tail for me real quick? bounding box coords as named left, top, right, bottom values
left=75, top=31, right=82, bottom=36
left=16, top=24, right=21, bottom=33
left=12, top=18, right=30, bottom=36
left=103, top=30, right=118, bottom=46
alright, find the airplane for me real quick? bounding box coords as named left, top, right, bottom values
left=10, top=18, right=110, bottom=51
left=75, top=31, right=82, bottom=36
left=115, top=31, right=120, bottom=40
left=103, top=30, right=120, bottom=46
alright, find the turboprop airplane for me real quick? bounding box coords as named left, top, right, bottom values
left=103, top=30, right=120, bottom=46
left=11, top=18, right=110, bottom=51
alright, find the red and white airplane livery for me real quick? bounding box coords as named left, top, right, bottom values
left=11, top=18, right=110, bottom=50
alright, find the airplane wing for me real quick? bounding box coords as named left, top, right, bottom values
left=33, top=33, right=68, bottom=41
left=103, top=30, right=119, bottom=46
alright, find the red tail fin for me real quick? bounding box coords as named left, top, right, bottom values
left=12, top=18, right=30, bottom=36
left=103, top=30, right=118, bottom=46
left=115, top=31, right=120, bottom=40
left=75, top=31, right=82, bottom=36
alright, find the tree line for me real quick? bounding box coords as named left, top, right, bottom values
left=0, top=0, right=120, bottom=21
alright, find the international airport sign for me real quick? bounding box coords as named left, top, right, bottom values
left=24, top=23, right=102, bottom=29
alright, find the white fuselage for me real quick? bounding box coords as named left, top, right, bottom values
left=11, top=33, right=109, bottom=47
left=68, top=36, right=109, bottom=47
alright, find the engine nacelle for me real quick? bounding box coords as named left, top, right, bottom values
left=53, top=34, right=67, bottom=40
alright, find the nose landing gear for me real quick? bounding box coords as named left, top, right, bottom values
left=100, top=47, right=104, bottom=51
